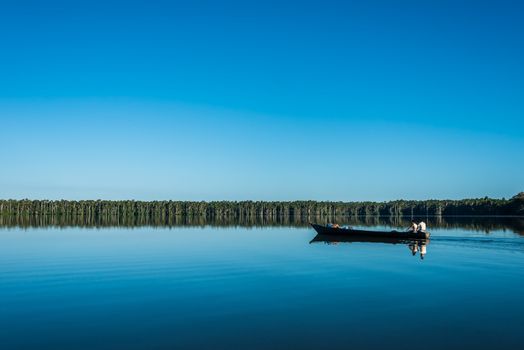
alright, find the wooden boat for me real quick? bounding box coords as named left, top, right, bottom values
left=310, top=223, right=430, bottom=239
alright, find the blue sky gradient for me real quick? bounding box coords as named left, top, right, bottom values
left=1, top=0, right=523, bottom=200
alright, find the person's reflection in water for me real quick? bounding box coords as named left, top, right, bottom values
left=408, top=242, right=418, bottom=256
left=408, top=241, right=428, bottom=259
left=419, top=242, right=427, bottom=260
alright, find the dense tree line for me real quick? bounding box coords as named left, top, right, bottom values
left=1, top=193, right=522, bottom=219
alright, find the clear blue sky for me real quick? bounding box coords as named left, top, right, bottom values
left=0, top=0, right=523, bottom=201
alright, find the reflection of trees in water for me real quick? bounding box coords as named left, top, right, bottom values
left=0, top=214, right=523, bottom=235
left=335, top=215, right=524, bottom=235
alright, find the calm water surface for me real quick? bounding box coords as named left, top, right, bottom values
left=1, top=218, right=523, bottom=349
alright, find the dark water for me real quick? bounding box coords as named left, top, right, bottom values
left=1, top=217, right=523, bottom=350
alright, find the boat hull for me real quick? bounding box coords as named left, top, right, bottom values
left=310, top=223, right=430, bottom=239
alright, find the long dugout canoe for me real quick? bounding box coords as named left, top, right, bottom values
left=310, top=223, right=430, bottom=240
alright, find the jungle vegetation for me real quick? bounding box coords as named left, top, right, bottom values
left=1, top=193, right=522, bottom=219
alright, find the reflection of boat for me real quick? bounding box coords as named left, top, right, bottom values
left=310, top=223, right=430, bottom=239
left=309, top=233, right=429, bottom=245
left=309, top=233, right=430, bottom=259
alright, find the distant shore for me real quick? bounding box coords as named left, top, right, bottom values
left=1, top=193, right=523, bottom=218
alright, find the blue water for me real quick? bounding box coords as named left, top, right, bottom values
left=1, top=223, right=523, bottom=349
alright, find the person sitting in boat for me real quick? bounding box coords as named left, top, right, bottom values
left=407, top=220, right=418, bottom=232
left=417, top=221, right=427, bottom=233
left=327, top=223, right=340, bottom=229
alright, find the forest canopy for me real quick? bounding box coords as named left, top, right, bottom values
left=1, top=193, right=523, bottom=218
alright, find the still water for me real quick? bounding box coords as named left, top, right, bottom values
left=1, top=217, right=523, bottom=349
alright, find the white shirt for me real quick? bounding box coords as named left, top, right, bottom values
left=418, top=221, right=427, bottom=232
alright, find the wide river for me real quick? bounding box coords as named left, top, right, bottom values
left=1, top=217, right=523, bottom=349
